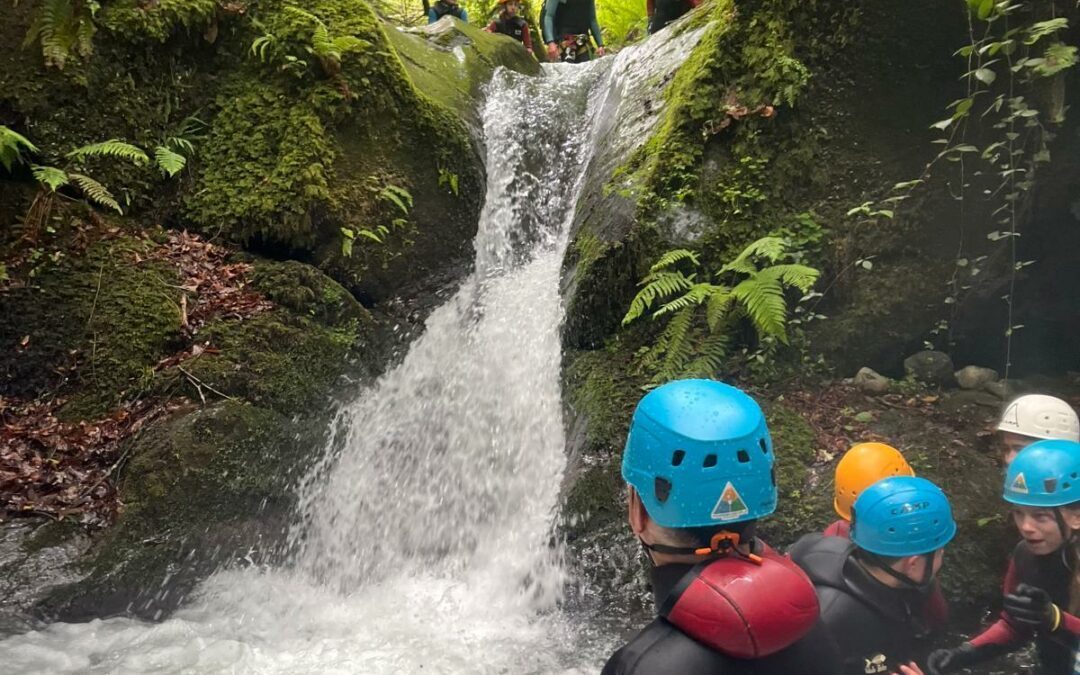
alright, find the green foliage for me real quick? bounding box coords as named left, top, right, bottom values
left=0, top=126, right=39, bottom=172
left=596, top=0, right=647, bottom=48
left=252, top=6, right=373, bottom=80
left=23, top=0, right=100, bottom=69
left=438, top=167, right=460, bottom=196
left=624, top=237, right=820, bottom=383
left=339, top=183, right=413, bottom=256
left=98, top=0, right=218, bottom=42
left=67, top=139, right=149, bottom=166
left=31, top=165, right=71, bottom=192
left=153, top=146, right=187, bottom=177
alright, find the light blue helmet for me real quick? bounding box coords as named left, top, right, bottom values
left=621, top=379, right=775, bottom=529
left=1004, top=439, right=1080, bottom=508
left=850, top=476, right=957, bottom=557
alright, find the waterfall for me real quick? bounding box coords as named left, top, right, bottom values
left=0, top=24, right=707, bottom=672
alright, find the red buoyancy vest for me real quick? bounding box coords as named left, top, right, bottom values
left=660, top=545, right=820, bottom=659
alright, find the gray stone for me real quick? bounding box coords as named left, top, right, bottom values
left=984, top=380, right=1010, bottom=399
left=955, top=366, right=1000, bottom=391
left=854, top=367, right=892, bottom=394
left=904, top=351, right=956, bottom=386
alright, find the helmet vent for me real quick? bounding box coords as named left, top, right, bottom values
left=737, top=450, right=751, bottom=464
left=655, top=477, right=672, bottom=503
left=703, top=454, right=718, bottom=468
left=671, top=450, right=686, bottom=466
left=759, top=439, right=769, bottom=455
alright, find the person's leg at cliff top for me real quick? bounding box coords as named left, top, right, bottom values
left=542, top=0, right=604, bottom=62
left=602, top=379, right=842, bottom=675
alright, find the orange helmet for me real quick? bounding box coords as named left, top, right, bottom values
left=833, top=443, right=915, bottom=521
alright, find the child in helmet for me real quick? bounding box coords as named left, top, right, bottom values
left=485, top=0, right=534, bottom=51
left=827, top=443, right=916, bottom=539
left=928, top=439, right=1080, bottom=674
left=602, top=379, right=842, bottom=675
left=997, top=394, right=1079, bottom=466
left=824, top=443, right=949, bottom=630
left=791, top=476, right=957, bottom=675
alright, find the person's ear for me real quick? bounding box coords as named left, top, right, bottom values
left=1061, top=506, right=1080, bottom=533
left=627, top=486, right=650, bottom=536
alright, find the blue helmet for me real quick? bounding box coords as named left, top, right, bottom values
left=621, top=379, right=775, bottom=529
left=850, top=476, right=957, bottom=557
left=1004, top=439, right=1080, bottom=508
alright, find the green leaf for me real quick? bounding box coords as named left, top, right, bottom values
left=31, top=165, right=70, bottom=191
left=976, top=0, right=994, bottom=20
left=930, top=118, right=954, bottom=131
left=154, top=146, right=186, bottom=177
left=67, top=139, right=148, bottom=166
left=974, top=68, right=996, bottom=85
left=69, top=172, right=121, bottom=213
left=0, top=125, right=39, bottom=172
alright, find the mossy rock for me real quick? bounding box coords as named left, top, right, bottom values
left=37, top=401, right=315, bottom=622
left=0, top=236, right=183, bottom=419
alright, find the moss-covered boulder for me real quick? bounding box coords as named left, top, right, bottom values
left=37, top=401, right=314, bottom=621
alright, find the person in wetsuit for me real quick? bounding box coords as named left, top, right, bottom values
left=428, top=0, right=468, bottom=24
left=822, top=444, right=950, bottom=632
left=646, top=0, right=700, bottom=34
left=601, top=379, right=843, bottom=675
left=541, top=0, right=604, bottom=62
left=791, top=475, right=957, bottom=675
left=996, top=394, right=1079, bottom=467
left=928, top=439, right=1080, bottom=675
left=485, top=0, right=533, bottom=50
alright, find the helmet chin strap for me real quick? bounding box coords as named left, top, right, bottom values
left=865, top=552, right=937, bottom=594
left=639, top=531, right=764, bottom=565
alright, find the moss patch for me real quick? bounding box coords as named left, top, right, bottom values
left=0, top=236, right=182, bottom=419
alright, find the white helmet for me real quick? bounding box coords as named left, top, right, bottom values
left=997, top=394, right=1080, bottom=442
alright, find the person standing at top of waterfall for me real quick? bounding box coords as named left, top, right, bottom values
left=601, top=379, right=844, bottom=675
left=996, top=394, right=1080, bottom=467
left=927, top=439, right=1080, bottom=675
left=428, top=0, right=468, bottom=24
left=485, top=0, right=534, bottom=52
left=823, top=443, right=950, bottom=630
left=790, top=476, right=957, bottom=675
left=541, top=0, right=604, bottom=63
left=646, top=0, right=699, bottom=34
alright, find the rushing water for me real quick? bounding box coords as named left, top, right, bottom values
left=0, top=26, right=707, bottom=672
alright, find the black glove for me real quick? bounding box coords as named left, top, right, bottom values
left=1004, top=583, right=1061, bottom=631
left=926, top=643, right=979, bottom=674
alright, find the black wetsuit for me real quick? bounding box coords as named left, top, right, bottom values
left=430, top=0, right=466, bottom=20
left=789, top=533, right=934, bottom=675
left=601, top=562, right=843, bottom=675
left=648, top=0, right=693, bottom=33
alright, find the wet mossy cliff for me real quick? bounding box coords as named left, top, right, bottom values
left=559, top=0, right=1080, bottom=630
left=0, top=0, right=536, bottom=625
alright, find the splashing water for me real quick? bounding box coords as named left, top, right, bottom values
left=0, top=25, right=707, bottom=672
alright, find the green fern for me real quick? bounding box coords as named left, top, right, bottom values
left=69, top=172, right=121, bottom=213
left=624, top=236, right=821, bottom=382
left=154, top=146, right=187, bottom=177
left=0, top=126, right=38, bottom=172
left=67, top=139, right=149, bottom=166
left=24, top=0, right=99, bottom=70
left=31, top=165, right=71, bottom=192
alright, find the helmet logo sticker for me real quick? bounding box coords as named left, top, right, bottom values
left=1011, top=472, right=1029, bottom=494
left=711, top=481, right=749, bottom=521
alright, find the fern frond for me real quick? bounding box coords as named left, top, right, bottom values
left=705, top=286, right=735, bottom=331
left=733, top=276, right=788, bottom=343
left=683, top=332, right=731, bottom=379
left=623, top=271, right=694, bottom=325
left=0, top=126, right=39, bottom=172
left=25, top=0, right=96, bottom=69
left=652, top=308, right=698, bottom=384
left=380, top=185, right=413, bottom=214
left=649, top=248, right=699, bottom=272
left=764, top=263, right=821, bottom=293
left=333, top=36, right=369, bottom=55
left=154, top=146, right=186, bottom=177
left=311, top=22, right=335, bottom=58
left=69, top=172, right=121, bottom=213
left=31, top=165, right=70, bottom=192
left=654, top=283, right=718, bottom=318
left=283, top=5, right=320, bottom=24
left=719, top=236, right=788, bottom=275
left=68, top=140, right=149, bottom=167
